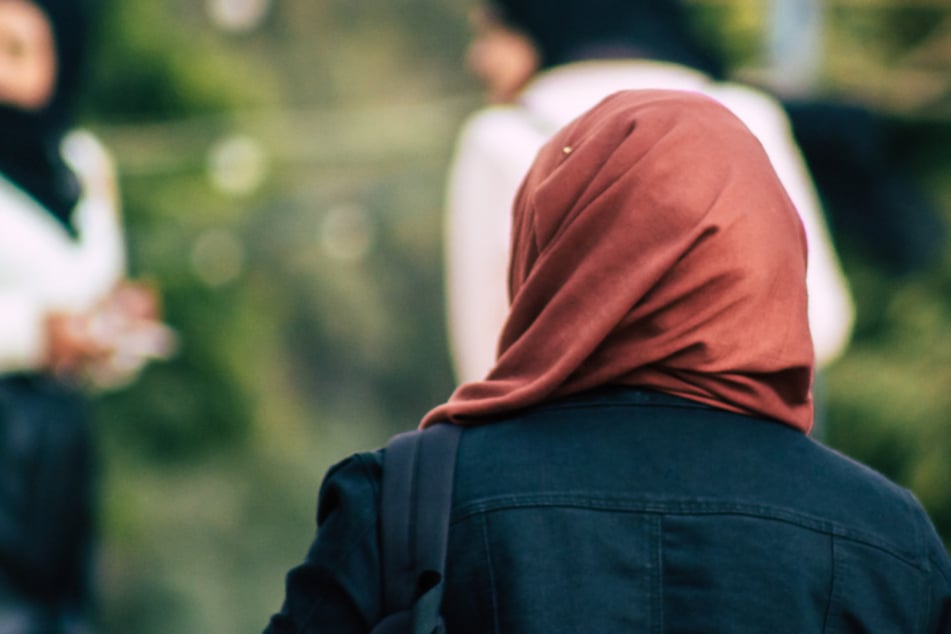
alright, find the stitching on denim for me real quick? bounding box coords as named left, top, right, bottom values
left=821, top=534, right=836, bottom=633
left=651, top=515, right=664, bottom=634
left=480, top=512, right=502, bottom=634
left=453, top=493, right=924, bottom=568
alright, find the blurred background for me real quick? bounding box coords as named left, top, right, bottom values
left=72, top=0, right=950, bottom=631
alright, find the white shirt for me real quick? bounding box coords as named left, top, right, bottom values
left=0, top=130, right=125, bottom=373
left=446, top=60, right=854, bottom=384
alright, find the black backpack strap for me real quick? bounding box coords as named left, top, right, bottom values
left=373, top=423, right=462, bottom=634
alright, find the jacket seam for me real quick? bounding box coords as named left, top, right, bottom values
left=452, top=494, right=923, bottom=568
left=479, top=513, right=502, bottom=634
left=821, top=534, right=836, bottom=633
left=651, top=515, right=664, bottom=634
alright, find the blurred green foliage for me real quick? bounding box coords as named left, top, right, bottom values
left=71, top=0, right=950, bottom=631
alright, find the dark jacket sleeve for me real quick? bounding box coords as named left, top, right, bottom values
left=927, top=530, right=951, bottom=633
left=263, top=451, right=384, bottom=634
left=906, top=494, right=951, bottom=634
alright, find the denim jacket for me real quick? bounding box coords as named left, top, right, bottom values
left=264, top=388, right=951, bottom=633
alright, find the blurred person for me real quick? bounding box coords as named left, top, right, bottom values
left=264, top=90, right=951, bottom=633
left=444, top=0, right=854, bottom=391
left=783, top=98, right=947, bottom=276
left=0, top=0, right=174, bottom=631
left=765, top=0, right=946, bottom=275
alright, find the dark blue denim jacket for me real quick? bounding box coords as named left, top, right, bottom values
left=264, top=388, right=951, bottom=633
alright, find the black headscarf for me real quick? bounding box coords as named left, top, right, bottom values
left=488, top=0, right=725, bottom=78
left=0, top=0, right=91, bottom=234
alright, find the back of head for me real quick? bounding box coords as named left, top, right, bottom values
left=487, top=0, right=725, bottom=77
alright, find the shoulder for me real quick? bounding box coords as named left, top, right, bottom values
left=458, top=106, right=533, bottom=139
left=316, top=450, right=383, bottom=525
left=806, top=440, right=943, bottom=560
left=449, top=107, right=551, bottom=201
left=61, top=130, right=114, bottom=179
left=454, top=106, right=549, bottom=159
left=61, top=129, right=119, bottom=212
left=703, top=82, right=792, bottom=140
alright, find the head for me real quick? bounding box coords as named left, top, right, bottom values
left=424, top=90, right=814, bottom=431
left=0, top=0, right=89, bottom=127
left=467, top=0, right=724, bottom=101
left=0, top=0, right=91, bottom=228
left=0, top=0, right=56, bottom=109
left=465, top=4, right=540, bottom=104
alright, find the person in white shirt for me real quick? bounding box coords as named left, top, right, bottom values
left=445, top=0, right=854, bottom=389
left=0, top=1, right=172, bottom=630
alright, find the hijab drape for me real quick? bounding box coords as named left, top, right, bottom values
left=424, top=90, right=814, bottom=432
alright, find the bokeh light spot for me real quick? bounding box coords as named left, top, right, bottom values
left=191, top=228, right=245, bottom=287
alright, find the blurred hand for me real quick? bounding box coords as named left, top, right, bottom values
left=45, top=312, right=109, bottom=378
left=46, top=281, right=178, bottom=389
left=106, top=280, right=161, bottom=322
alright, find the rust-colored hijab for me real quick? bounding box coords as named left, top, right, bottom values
left=425, top=90, right=814, bottom=432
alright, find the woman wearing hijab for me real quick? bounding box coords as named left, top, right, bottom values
left=0, top=0, right=171, bottom=630
left=446, top=0, right=854, bottom=391
left=264, top=91, right=951, bottom=633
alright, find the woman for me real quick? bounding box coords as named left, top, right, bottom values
left=265, top=91, right=951, bottom=633
left=0, top=0, right=171, bottom=630
left=446, top=0, right=854, bottom=388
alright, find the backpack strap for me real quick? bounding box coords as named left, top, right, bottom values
left=373, top=423, right=462, bottom=634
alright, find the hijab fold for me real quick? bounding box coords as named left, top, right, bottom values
left=424, top=90, right=814, bottom=432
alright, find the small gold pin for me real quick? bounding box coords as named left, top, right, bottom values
left=562, top=146, right=573, bottom=155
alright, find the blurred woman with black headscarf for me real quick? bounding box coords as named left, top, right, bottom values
left=0, top=1, right=172, bottom=630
